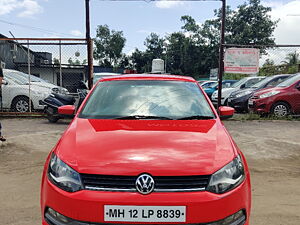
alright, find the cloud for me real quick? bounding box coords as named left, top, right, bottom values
left=266, top=0, right=300, bottom=44
left=0, top=0, right=43, bottom=18
left=70, top=30, right=83, bottom=37
left=155, top=0, right=185, bottom=9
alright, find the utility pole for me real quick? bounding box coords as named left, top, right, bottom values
left=217, top=0, right=226, bottom=111
left=85, top=0, right=93, bottom=89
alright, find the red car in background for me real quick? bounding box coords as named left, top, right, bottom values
left=249, top=74, right=300, bottom=117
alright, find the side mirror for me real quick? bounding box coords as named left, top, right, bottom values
left=296, top=84, right=300, bottom=90
left=240, top=84, right=246, bottom=89
left=58, top=105, right=75, bottom=115
left=219, top=106, right=235, bottom=120
left=2, top=80, right=8, bottom=85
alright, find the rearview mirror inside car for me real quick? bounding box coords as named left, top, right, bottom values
left=219, top=106, right=235, bottom=120
left=58, top=105, right=76, bottom=115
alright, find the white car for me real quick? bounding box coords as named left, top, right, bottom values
left=211, top=76, right=265, bottom=105
left=88, top=72, right=121, bottom=86
left=2, top=73, right=52, bottom=112
left=3, top=69, right=69, bottom=94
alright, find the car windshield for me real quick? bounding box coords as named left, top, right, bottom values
left=79, top=80, right=215, bottom=119
left=231, top=78, right=247, bottom=88
left=4, top=73, right=28, bottom=85
left=201, top=82, right=216, bottom=88
left=277, top=74, right=300, bottom=87
left=250, top=76, right=274, bottom=88
left=12, top=71, right=47, bottom=83
left=210, top=81, right=234, bottom=89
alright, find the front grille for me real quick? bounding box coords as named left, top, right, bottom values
left=81, top=174, right=210, bottom=192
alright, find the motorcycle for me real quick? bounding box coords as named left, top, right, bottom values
left=42, top=81, right=88, bottom=123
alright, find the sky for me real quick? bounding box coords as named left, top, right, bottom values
left=1, top=0, right=300, bottom=55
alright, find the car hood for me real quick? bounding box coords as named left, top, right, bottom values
left=231, top=88, right=255, bottom=96
left=253, top=87, right=284, bottom=97
left=56, top=118, right=237, bottom=176
left=31, top=82, right=56, bottom=89
left=9, top=84, right=52, bottom=94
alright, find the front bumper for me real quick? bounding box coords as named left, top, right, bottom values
left=248, top=98, right=272, bottom=114
left=227, top=96, right=249, bottom=112
left=41, top=176, right=251, bottom=225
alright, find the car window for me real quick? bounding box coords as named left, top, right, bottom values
left=231, top=78, right=247, bottom=88
left=266, top=77, right=289, bottom=87
left=245, top=78, right=261, bottom=88
left=201, top=82, right=215, bottom=88
left=277, top=74, right=300, bottom=87
left=80, top=80, right=215, bottom=119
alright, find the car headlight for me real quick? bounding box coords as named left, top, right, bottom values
left=235, top=90, right=252, bottom=98
left=207, top=155, right=245, bottom=194
left=259, top=90, right=280, bottom=99
left=48, top=153, right=83, bottom=192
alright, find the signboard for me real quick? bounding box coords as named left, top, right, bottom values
left=210, top=68, right=218, bottom=80
left=224, top=48, right=259, bottom=74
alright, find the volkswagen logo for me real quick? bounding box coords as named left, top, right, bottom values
left=135, top=174, right=155, bottom=195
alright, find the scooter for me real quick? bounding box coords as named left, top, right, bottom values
left=42, top=82, right=88, bottom=123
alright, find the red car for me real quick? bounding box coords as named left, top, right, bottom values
left=41, top=74, right=251, bottom=225
left=249, top=74, right=300, bottom=117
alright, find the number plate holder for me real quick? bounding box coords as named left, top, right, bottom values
left=104, top=205, right=186, bottom=222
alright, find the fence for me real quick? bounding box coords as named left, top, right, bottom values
left=0, top=38, right=87, bottom=113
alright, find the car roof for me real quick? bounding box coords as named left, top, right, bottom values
left=99, top=74, right=196, bottom=82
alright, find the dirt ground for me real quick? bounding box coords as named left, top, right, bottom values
left=0, top=118, right=299, bottom=225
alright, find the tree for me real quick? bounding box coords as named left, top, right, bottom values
left=282, top=51, right=299, bottom=65
left=93, top=24, right=126, bottom=67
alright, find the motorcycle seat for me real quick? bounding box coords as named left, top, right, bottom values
left=53, top=93, right=75, bottom=103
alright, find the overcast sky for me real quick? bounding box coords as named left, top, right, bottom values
left=1, top=0, right=300, bottom=54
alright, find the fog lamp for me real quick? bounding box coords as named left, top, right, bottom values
left=207, top=210, right=246, bottom=225
left=45, top=207, right=72, bottom=224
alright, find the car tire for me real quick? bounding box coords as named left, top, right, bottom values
left=224, top=99, right=228, bottom=106
left=11, top=96, right=32, bottom=113
left=271, top=102, right=290, bottom=117
left=47, top=114, right=60, bottom=123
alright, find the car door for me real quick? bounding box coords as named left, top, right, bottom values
left=1, top=78, right=13, bottom=109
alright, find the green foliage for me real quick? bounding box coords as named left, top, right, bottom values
left=93, top=24, right=126, bottom=67
left=93, top=0, right=278, bottom=76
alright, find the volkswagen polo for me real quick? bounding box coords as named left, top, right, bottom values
left=41, top=74, right=251, bottom=225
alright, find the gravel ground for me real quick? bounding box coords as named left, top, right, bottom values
left=0, top=118, right=299, bottom=225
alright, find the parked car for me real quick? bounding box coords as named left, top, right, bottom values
left=3, top=69, right=69, bottom=94
left=211, top=76, right=265, bottom=106
left=203, top=80, right=237, bottom=99
left=41, top=74, right=251, bottom=225
left=249, top=74, right=300, bottom=117
left=2, top=73, right=52, bottom=112
left=199, top=80, right=217, bottom=88
left=228, top=74, right=291, bottom=112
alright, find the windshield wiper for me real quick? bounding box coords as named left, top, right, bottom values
left=114, top=115, right=173, bottom=120
left=177, top=115, right=215, bottom=120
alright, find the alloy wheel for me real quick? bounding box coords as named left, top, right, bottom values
left=16, top=100, right=29, bottom=112
left=273, top=104, right=288, bottom=117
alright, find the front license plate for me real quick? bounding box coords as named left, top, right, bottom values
left=104, top=205, right=186, bottom=222
left=248, top=99, right=253, bottom=105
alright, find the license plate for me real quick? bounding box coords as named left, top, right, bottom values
left=248, top=99, right=254, bottom=105
left=104, top=205, right=186, bottom=222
